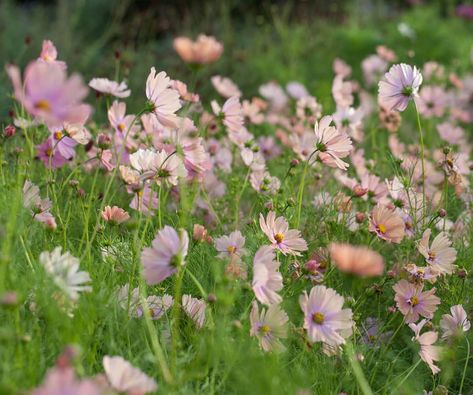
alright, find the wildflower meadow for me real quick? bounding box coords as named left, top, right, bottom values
left=1, top=1, right=473, bottom=394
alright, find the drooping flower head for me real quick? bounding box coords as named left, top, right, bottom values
left=252, top=246, right=283, bottom=306
left=182, top=295, right=206, bottom=328
left=409, top=319, right=442, bottom=375
left=440, top=305, right=471, bottom=340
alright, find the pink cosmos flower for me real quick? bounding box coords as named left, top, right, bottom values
left=259, top=81, right=288, bottom=111
left=332, top=75, right=354, bottom=108
left=182, top=294, right=206, bottom=328
left=173, top=34, right=223, bottom=64
left=440, top=305, right=471, bottom=340
left=436, top=122, right=465, bottom=146
left=313, top=115, right=353, bottom=171
left=376, top=45, right=397, bottom=62
left=211, top=96, right=244, bottom=133
left=38, top=40, right=67, bottom=69
left=171, top=79, right=199, bottom=102
left=409, top=319, right=442, bottom=375
left=286, top=81, right=309, bottom=99
left=108, top=101, right=136, bottom=135
left=215, top=230, right=247, bottom=259
left=250, top=170, right=281, bottom=195
left=296, top=96, right=322, bottom=121
left=242, top=99, right=265, bottom=124
left=378, top=63, right=423, bottom=112
left=393, top=280, right=440, bottom=323
left=89, top=78, right=130, bottom=98
left=37, top=137, right=68, bottom=168
left=211, top=75, right=242, bottom=98
left=101, top=206, right=130, bottom=224
left=141, top=226, right=189, bottom=284
left=259, top=211, right=308, bottom=256
left=258, top=136, right=281, bottom=160
left=416, top=86, right=446, bottom=118
left=333, top=58, right=352, bottom=78
left=329, top=243, right=384, bottom=277
left=252, top=246, right=283, bottom=306
left=181, top=137, right=211, bottom=181
left=145, top=67, right=181, bottom=128
left=103, top=355, right=157, bottom=394
left=362, top=54, right=388, bottom=86
left=417, top=229, right=456, bottom=275
left=23, top=180, right=57, bottom=229
left=6, top=61, right=92, bottom=129
left=300, top=285, right=354, bottom=346
left=250, top=301, right=288, bottom=352
left=369, top=205, right=405, bottom=244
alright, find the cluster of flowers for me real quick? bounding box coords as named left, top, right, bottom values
left=5, top=33, right=472, bottom=394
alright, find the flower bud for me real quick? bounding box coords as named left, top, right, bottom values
left=207, top=294, right=217, bottom=303
left=353, top=185, right=368, bottom=197
left=438, top=208, right=447, bottom=218
left=290, top=159, right=299, bottom=167
left=4, top=124, right=16, bottom=138
left=355, top=212, right=366, bottom=223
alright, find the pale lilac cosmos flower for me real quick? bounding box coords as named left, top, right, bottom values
left=417, top=229, right=456, bottom=275
left=299, top=285, right=353, bottom=346
left=211, top=75, right=242, bottom=98
left=250, top=301, right=288, bottom=352
left=252, top=246, right=283, bottom=306
left=38, top=40, right=67, bottom=69
left=215, top=230, right=247, bottom=259
left=440, top=305, right=470, bottom=340
left=182, top=294, right=206, bottom=328
left=141, top=226, right=189, bottom=284
left=259, top=211, right=308, bottom=256
left=409, top=319, right=442, bottom=375
left=89, top=78, right=131, bottom=98
left=211, top=96, right=244, bottom=133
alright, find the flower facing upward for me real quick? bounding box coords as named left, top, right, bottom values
left=369, top=205, right=405, bottom=244
left=313, top=115, right=353, bottom=171
left=378, top=63, right=423, bottom=112
left=215, top=230, right=247, bottom=259
left=101, top=206, right=130, bottom=224
left=417, top=229, right=456, bottom=275
left=89, top=78, right=131, bottom=98
left=299, top=285, right=353, bottom=346
left=393, top=280, right=440, bottom=323
left=409, top=319, right=442, bottom=375
left=259, top=211, right=308, bottom=256
left=329, top=243, right=384, bottom=277
left=250, top=301, right=288, bottom=352
left=440, top=304, right=471, bottom=340
left=141, top=226, right=189, bottom=285
left=103, top=355, right=157, bottom=394
left=145, top=67, right=181, bottom=128
left=173, top=34, right=223, bottom=64
left=252, top=246, right=283, bottom=306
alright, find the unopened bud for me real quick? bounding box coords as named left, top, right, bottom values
left=355, top=212, right=366, bottom=223
left=443, top=146, right=451, bottom=155
left=97, top=133, right=112, bottom=149
left=207, top=294, right=217, bottom=303
left=457, top=268, right=468, bottom=279
left=438, top=208, right=447, bottom=218
left=4, top=124, right=16, bottom=138
left=353, top=185, right=368, bottom=197
left=290, top=159, right=299, bottom=167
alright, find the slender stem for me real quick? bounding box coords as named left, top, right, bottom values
left=459, top=337, right=470, bottom=394
left=346, top=342, right=374, bottom=395
left=392, top=358, right=422, bottom=393
left=234, top=167, right=251, bottom=229
left=415, top=105, right=426, bottom=225
left=295, top=149, right=317, bottom=229
left=170, top=268, right=184, bottom=374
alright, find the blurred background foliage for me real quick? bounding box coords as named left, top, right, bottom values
left=1, top=0, right=472, bottom=119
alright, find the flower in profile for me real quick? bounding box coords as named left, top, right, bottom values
left=250, top=301, right=288, bottom=352
left=38, top=40, right=66, bottom=69
left=6, top=61, right=92, bottom=128
left=211, top=96, right=244, bottom=133
left=440, top=304, right=470, bottom=340
left=259, top=211, right=308, bottom=256
left=39, top=247, right=92, bottom=301
left=409, top=319, right=442, bottom=375
left=299, top=285, right=353, bottom=345
left=101, top=206, right=130, bottom=224
left=138, top=294, right=173, bottom=320
left=369, top=205, right=405, bottom=244
left=23, top=180, right=57, bottom=229
left=378, top=63, right=423, bottom=112
left=393, top=280, right=440, bottom=323
left=182, top=295, right=206, bottom=328
left=89, top=78, right=131, bottom=98
left=417, top=229, right=456, bottom=275
left=252, top=246, right=283, bottom=306
left=141, top=226, right=189, bottom=284
left=250, top=171, right=281, bottom=195
left=103, top=355, right=157, bottom=394
left=313, top=116, right=353, bottom=171
left=329, top=243, right=384, bottom=277
left=211, top=75, right=242, bottom=98
left=145, top=67, right=181, bottom=128
left=173, top=34, right=223, bottom=64
left=215, top=230, right=247, bottom=259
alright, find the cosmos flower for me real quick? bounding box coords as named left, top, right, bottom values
left=250, top=171, right=281, bottom=195
left=378, top=63, right=423, bottom=112
left=141, top=226, right=189, bottom=284
left=440, top=304, right=471, bottom=340
left=313, top=115, right=353, bottom=171
left=250, top=301, right=288, bottom=352
left=369, top=205, right=405, bottom=244
left=103, top=355, right=157, bottom=394
left=211, top=96, right=244, bottom=133
left=409, top=319, right=442, bottom=375
left=89, top=78, right=131, bottom=98
left=211, top=75, right=242, bottom=98
left=173, top=34, right=223, bottom=64
left=182, top=295, right=206, bottom=328
left=215, top=230, right=247, bottom=259
left=39, top=247, right=92, bottom=301
left=145, top=67, right=181, bottom=128
left=259, top=211, right=308, bottom=256
left=23, top=180, right=57, bottom=229
left=101, top=206, right=130, bottom=224
left=38, top=40, right=66, bottom=69
left=417, top=229, right=456, bottom=276
left=393, top=280, right=440, bottom=323
left=252, top=246, right=283, bottom=306
left=329, top=243, right=384, bottom=277
left=299, top=285, right=353, bottom=346
left=416, top=86, right=446, bottom=118
left=286, top=81, right=310, bottom=99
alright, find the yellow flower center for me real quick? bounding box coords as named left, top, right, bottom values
left=54, top=131, right=63, bottom=140
left=312, top=312, right=325, bottom=325
left=410, top=296, right=419, bottom=307
left=377, top=223, right=387, bottom=234
left=227, top=245, right=236, bottom=254
left=274, top=233, right=284, bottom=244
left=35, top=99, right=51, bottom=112
left=259, top=325, right=271, bottom=334
left=118, top=123, right=125, bottom=132
left=428, top=251, right=436, bottom=261
left=45, top=148, right=53, bottom=157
